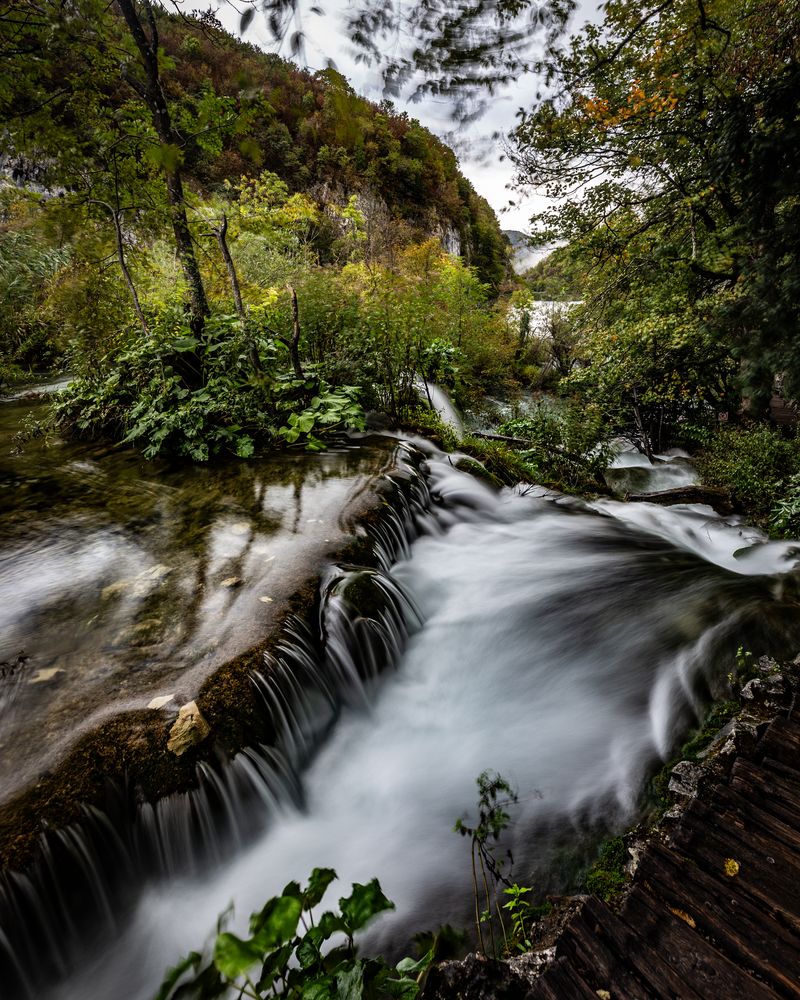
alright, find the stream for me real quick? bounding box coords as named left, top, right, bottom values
left=3, top=395, right=800, bottom=999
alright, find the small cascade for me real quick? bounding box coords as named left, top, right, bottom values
left=5, top=439, right=800, bottom=1000
left=413, top=378, right=465, bottom=438
left=0, top=443, right=437, bottom=1000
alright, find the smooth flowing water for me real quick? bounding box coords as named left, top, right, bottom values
left=0, top=393, right=394, bottom=801
left=26, top=439, right=800, bottom=1000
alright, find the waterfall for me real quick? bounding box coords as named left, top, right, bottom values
left=5, top=439, right=800, bottom=1000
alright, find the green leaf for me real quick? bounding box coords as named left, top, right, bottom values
left=153, top=951, right=202, bottom=1000
left=297, top=413, right=316, bottom=433
left=213, top=932, right=264, bottom=979
left=257, top=942, right=294, bottom=991
left=172, top=336, right=199, bottom=352
left=383, top=976, right=420, bottom=1000
left=395, top=951, right=433, bottom=977
left=250, top=893, right=302, bottom=948
left=305, top=867, right=338, bottom=909
left=301, top=977, right=337, bottom=1000
left=234, top=435, right=255, bottom=458
left=336, top=960, right=365, bottom=1000
left=339, top=880, right=394, bottom=935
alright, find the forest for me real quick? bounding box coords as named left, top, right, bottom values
left=2, top=1, right=800, bottom=998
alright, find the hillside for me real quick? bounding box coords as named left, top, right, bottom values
left=161, top=14, right=508, bottom=286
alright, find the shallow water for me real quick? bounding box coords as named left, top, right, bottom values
left=0, top=396, right=394, bottom=800
left=35, top=442, right=800, bottom=1000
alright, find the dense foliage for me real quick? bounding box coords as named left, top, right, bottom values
left=512, top=0, right=800, bottom=447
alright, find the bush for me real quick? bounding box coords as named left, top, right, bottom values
left=55, top=309, right=365, bottom=460
left=696, top=424, right=800, bottom=519
left=498, top=400, right=611, bottom=491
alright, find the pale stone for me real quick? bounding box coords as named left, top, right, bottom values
left=101, top=579, right=130, bottom=601
left=147, top=694, right=175, bottom=710
left=259, top=595, right=273, bottom=603
left=29, top=667, right=65, bottom=684
left=167, top=701, right=210, bottom=756
left=140, top=563, right=172, bottom=581
left=221, top=576, right=243, bottom=588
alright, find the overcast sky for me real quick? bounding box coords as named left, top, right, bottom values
left=216, top=2, right=602, bottom=241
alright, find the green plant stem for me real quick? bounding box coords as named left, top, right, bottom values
left=477, top=846, right=497, bottom=957
left=471, top=842, right=485, bottom=955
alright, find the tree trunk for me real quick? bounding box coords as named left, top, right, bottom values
left=214, top=213, right=261, bottom=373
left=287, top=285, right=305, bottom=380
left=115, top=0, right=209, bottom=332
left=92, top=200, right=148, bottom=337
left=215, top=214, right=244, bottom=321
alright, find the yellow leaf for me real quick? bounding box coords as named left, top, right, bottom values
left=723, top=858, right=740, bottom=877
left=669, top=907, right=696, bottom=928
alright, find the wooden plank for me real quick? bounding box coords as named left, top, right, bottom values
left=557, top=909, right=654, bottom=1000
left=581, top=895, right=705, bottom=999
left=672, top=814, right=800, bottom=926
left=637, top=845, right=800, bottom=997
left=711, top=785, right=800, bottom=854
left=731, top=760, right=800, bottom=829
left=621, top=887, right=779, bottom=1000
left=539, top=955, right=602, bottom=999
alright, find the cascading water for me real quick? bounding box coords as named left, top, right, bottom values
left=7, top=440, right=800, bottom=1000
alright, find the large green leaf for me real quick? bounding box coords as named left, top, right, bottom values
left=251, top=893, right=303, bottom=948
left=213, top=932, right=264, bottom=979
left=305, top=867, right=338, bottom=909
left=339, top=880, right=394, bottom=934
left=336, top=960, right=365, bottom=1000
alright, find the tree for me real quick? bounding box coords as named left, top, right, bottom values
left=512, top=0, right=800, bottom=409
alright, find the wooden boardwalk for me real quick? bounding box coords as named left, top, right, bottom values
left=528, top=713, right=800, bottom=999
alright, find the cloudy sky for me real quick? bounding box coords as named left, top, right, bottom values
left=216, top=1, right=602, bottom=241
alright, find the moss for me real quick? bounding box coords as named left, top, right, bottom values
left=460, top=437, right=534, bottom=487
left=397, top=407, right=462, bottom=452
left=583, top=836, right=630, bottom=903
left=453, top=456, right=503, bottom=489
left=647, top=698, right=740, bottom=813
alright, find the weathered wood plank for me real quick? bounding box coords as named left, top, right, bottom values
left=620, top=887, right=780, bottom=999
left=637, top=844, right=800, bottom=996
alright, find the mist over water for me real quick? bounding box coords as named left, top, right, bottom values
left=39, top=446, right=800, bottom=1000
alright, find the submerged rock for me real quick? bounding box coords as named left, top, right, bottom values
left=167, top=701, right=210, bottom=756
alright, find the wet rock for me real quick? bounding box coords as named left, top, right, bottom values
left=147, top=694, right=175, bottom=710
left=167, top=700, right=210, bottom=756
left=668, top=760, right=702, bottom=799
left=422, top=952, right=537, bottom=1000
left=627, top=485, right=734, bottom=515
left=741, top=674, right=787, bottom=710
left=101, top=564, right=171, bottom=602
left=113, top=618, right=162, bottom=647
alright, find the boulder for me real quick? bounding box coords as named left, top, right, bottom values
left=167, top=701, right=210, bottom=756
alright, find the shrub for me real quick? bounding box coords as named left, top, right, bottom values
left=498, top=400, right=611, bottom=491
left=696, top=424, right=800, bottom=519
left=55, top=309, right=365, bottom=460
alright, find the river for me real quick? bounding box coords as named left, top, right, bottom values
left=3, top=393, right=800, bottom=998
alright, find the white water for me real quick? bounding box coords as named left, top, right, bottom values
left=414, top=378, right=464, bottom=437
left=40, top=450, right=800, bottom=999
left=605, top=439, right=699, bottom=494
